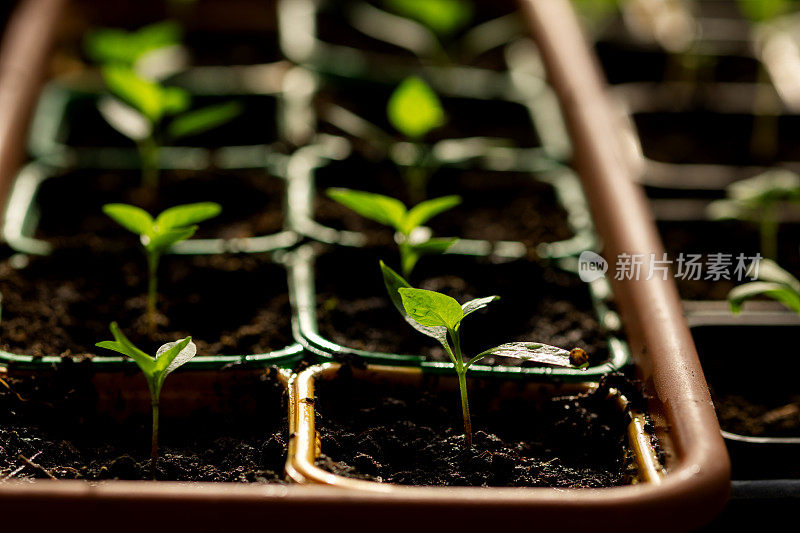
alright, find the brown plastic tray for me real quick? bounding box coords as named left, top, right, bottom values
left=0, top=0, right=730, bottom=531
left=288, top=363, right=665, bottom=489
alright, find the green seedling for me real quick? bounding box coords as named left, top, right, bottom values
left=729, top=258, right=800, bottom=314
left=383, top=0, right=473, bottom=38
left=737, top=0, right=795, bottom=23
left=100, top=66, right=242, bottom=189
left=380, top=262, right=588, bottom=446
left=84, top=21, right=182, bottom=69
left=96, top=322, right=196, bottom=479
left=708, top=169, right=800, bottom=260
left=103, top=202, right=221, bottom=334
left=327, top=188, right=460, bottom=277
left=387, top=76, right=447, bottom=202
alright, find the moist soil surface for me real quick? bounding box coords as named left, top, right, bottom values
left=657, top=219, right=800, bottom=301
left=0, top=364, right=288, bottom=481
left=694, top=323, right=800, bottom=439
left=313, top=247, right=608, bottom=366
left=0, top=246, right=293, bottom=357
left=314, top=368, right=638, bottom=487
left=32, top=168, right=285, bottom=247
left=313, top=157, right=572, bottom=248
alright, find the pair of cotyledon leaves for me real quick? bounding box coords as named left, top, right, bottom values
left=96, top=322, right=196, bottom=396
left=100, top=66, right=242, bottom=143
left=379, top=261, right=579, bottom=368
left=102, top=202, right=221, bottom=254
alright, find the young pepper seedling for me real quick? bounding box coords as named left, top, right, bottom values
left=380, top=262, right=588, bottom=446
left=100, top=66, right=242, bottom=190
left=708, top=169, right=800, bottom=260
left=84, top=21, right=182, bottom=69
left=96, top=322, right=196, bottom=479
left=729, top=258, right=800, bottom=314
left=103, top=202, right=221, bottom=335
left=327, top=188, right=460, bottom=277
left=387, top=76, right=447, bottom=203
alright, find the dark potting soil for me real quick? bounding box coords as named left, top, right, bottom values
left=60, top=92, right=281, bottom=149
left=657, top=219, right=800, bottom=300
left=595, top=42, right=759, bottom=86
left=32, top=168, right=285, bottom=247
left=0, top=247, right=293, bottom=357
left=634, top=111, right=800, bottom=167
left=314, top=368, right=637, bottom=487
left=0, top=364, right=288, bottom=481
left=313, top=157, right=572, bottom=248
left=314, top=247, right=608, bottom=366
left=315, top=0, right=522, bottom=72
left=693, top=323, right=800, bottom=438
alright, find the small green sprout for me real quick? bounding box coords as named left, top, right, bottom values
left=100, top=66, right=242, bottom=189
left=103, top=202, right=222, bottom=334
left=737, top=0, right=794, bottom=23
left=380, top=262, right=587, bottom=446
left=708, top=170, right=800, bottom=260
left=383, top=0, right=473, bottom=37
left=96, top=322, right=196, bottom=479
left=84, top=21, right=182, bottom=68
left=327, top=188, right=460, bottom=277
left=729, top=258, right=800, bottom=314
left=387, top=77, right=447, bottom=202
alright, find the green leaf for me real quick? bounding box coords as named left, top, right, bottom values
left=85, top=21, right=182, bottom=66
left=401, top=195, right=460, bottom=234
left=398, top=287, right=463, bottom=329
left=154, top=337, right=195, bottom=376
left=326, top=188, right=407, bottom=230
left=167, top=101, right=243, bottom=140
left=379, top=261, right=453, bottom=354
left=737, top=0, right=792, bottom=22
left=383, top=0, right=473, bottom=35
left=97, top=96, right=152, bottom=141
left=155, top=202, right=222, bottom=231
left=103, top=203, right=154, bottom=236
left=461, top=295, right=499, bottom=320
left=468, top=342, right=573, bottom=369
left=729, top=169, right=800, bottom=204
left=102, top=66, right=190, bottom=123
left=728, top=281, right=800, bottom=314
left=95, top=322, right=156, bottom=374
left=754, top=258, right=800, bottom=292
left=387, top=77, right=446, bottom=139
left=400, top=237, right=457, bottom=276
left=145, top=226, right=197, bottom=253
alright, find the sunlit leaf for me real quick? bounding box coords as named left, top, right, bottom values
left=102, top=203, right=154, bottom=236
left=477, top=342, right=573, bottom=367
left=399, top=287, right=463, bottom=329
left=729, top=281, right=800, bottom=314
left=97, top=96, right=152, bottom=141
left=155, top=337, right=196, bottom=376
left=383, top=0, right=473, bottom=35
left=167, top=101, right=243, bottom=140
left=155, top=202, right=221, bottom=230
left=401, top=195, right=461, bottom=234
left=387, top=76, right=446, bottom=139
left=326, top=188, right=407, bottom=230
left=461, top=295, right=499, bottom=320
